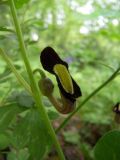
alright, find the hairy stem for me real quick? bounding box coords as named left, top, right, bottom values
left=0, top=48, right=32, bottom=95
left=8, top=0, right=65, bottom=159
left=56, top=67, right=120, bottom=132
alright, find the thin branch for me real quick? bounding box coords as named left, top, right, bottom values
left=56, top=67, right=120, bottom=133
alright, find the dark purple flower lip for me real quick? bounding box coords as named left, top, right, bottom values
left=40, top=46, right=68, bottom=74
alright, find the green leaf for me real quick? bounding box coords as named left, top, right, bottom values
left=0, top=134, right=10, bottom=149
left=17, top=91, right=34, bottom=108
left=0, top=104, right=26, bottom=133
left=94, top=130, right=120, bottom=160
left=8, top=149, right=29, bottom=160
left=14, top=0, right=30, bottom=9
left=63, top=131, right=80, bottom=145
left=0, top=26, right=14, bottom=33
left=12, top=108, right=52, bottom=160
left=0, top=0, right=8, bottom=5
left=47, top=110, right=59, bottom=120
left=8, top=91, right=34, bottom=108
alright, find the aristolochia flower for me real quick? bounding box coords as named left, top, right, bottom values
left=40, top=46, right=82, bottom=103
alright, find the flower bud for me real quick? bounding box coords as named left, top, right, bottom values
left=38, top=78, right=54, bottom=97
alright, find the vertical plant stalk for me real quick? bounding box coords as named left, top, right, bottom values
left=0, top=48, right=32, bottom=95
left=56, top=67, right=120, bottom=132
left=8, top=0, right=65, bottom=159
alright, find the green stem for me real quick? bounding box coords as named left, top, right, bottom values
left=0, top=48, right=32, bottom=95
left=33, top=68, right=46, bottom=78
left=9, top=0, right=65, bottom=159
left=56, top=67, right=120, bottom=133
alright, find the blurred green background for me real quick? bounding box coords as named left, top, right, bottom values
left=0, top=0, right=120, bottom=129
left=1, top=0, right=120, bottom=159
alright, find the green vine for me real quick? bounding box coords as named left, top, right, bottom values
left=56, top=66, right=120, bottom=132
